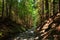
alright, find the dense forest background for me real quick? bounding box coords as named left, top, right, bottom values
left=0, top=0, right=60, bottom=40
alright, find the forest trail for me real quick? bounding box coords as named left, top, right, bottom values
left=35, top=13, right=60, bottom=40
left=0, top=13, right=60, bottom=40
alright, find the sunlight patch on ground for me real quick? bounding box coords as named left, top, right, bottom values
left=34, top=36, right=39, bottom=40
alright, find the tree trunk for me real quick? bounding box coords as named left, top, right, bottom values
left=9, top=0, right=12, bottom=19
left=2, top=0, right=4, bottom=19
left=45, top=0, right=49, bottom=19
left=6, top=0, right=9, bottom=18
left=53, top=0, right=56, bottom=15
left=59, top=0, right=60, bottom=13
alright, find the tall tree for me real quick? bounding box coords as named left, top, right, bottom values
left=59, top=0, right=60, bottom=12
left=45, top=0, right=49, bottom=18
left=6, top=0, right=9, bottom=18
left=49, top=0, right=53, bottom=17
left=2, top=0, right=4, bottom=19
left=0, top=0, right=2, bottom=17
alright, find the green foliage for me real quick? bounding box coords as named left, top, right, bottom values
left=17, top=0, right=38, bottom=28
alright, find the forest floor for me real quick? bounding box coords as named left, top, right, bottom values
left=0, top=13, right=60, bottom=40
